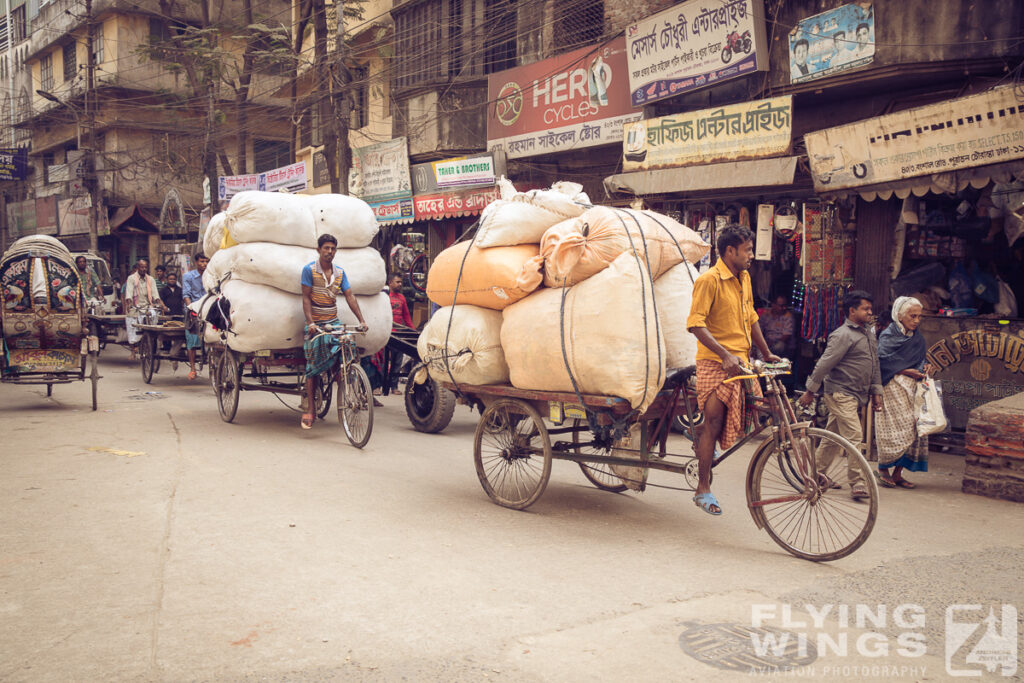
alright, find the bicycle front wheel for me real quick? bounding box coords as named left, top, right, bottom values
left=746, top=427, right=877, bottom=562
left=339, top=362, right=374, bottom=448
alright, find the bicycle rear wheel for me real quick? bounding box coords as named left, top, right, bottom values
left=339, top=362, right=374, bottom=448
left=746, top=427, right=877, bottom=562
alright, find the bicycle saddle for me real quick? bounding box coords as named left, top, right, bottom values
left=663, top=365, right=696, bottom=389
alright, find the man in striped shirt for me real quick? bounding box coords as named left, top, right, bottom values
left=301, top=233, right=367, bottom=429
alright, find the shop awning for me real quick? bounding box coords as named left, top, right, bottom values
left=603, top=156, right=799, bottom=197
left=108, top=204, right=159, bottom=233
left=826, top=159, right=1024, bottom=202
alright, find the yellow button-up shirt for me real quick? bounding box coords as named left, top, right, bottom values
left=685, top=258, right=759, bottom=363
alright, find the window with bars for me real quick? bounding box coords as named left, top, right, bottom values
left=93, top=22, right=104, bottom=64
left=63, top=42, right=76, bottom=82
left=553, top=0, right=605, bottom=52
left=12, top=6, right=25, bottom=44
left=40, top=53, right=53, bottom=91
left=299, top=106, right=322, bottom=149
left=253, top=138, right=290, bottom=172
left=350, top=64, right=368, bottom=130
left=484, top=0, right=517, bottom=74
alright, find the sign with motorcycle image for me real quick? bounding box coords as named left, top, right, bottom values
left=625, top=0, right=768, bottom=106
left=805, top=86, right=1024, bottom=192
left=622, top=95, right=792, bottom=171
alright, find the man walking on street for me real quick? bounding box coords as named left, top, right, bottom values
left=799, top=290, right=882, bottom=501
left=384, top=274, right=414, bottom=394
left=123, top=259, right=167, bottom=360
left=75, top=255, right=101, bottom=302
left=686, top=225, right=780, bottom=516
left=182, top=251, right=209, bottom=380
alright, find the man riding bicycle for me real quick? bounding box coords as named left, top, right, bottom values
left=301, top=233, right=367, bottom=429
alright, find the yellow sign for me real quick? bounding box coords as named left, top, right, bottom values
left=622, top=96, right=792, bottom=171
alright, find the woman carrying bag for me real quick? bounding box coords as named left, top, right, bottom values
left=874, top=296, right=933, bottom=489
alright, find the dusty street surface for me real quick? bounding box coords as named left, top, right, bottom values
left=2, top=346, right=1023, bottom=682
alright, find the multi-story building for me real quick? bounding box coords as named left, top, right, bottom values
left=14, top=0, right=292, bottom=275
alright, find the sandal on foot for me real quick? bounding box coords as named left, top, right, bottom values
left=893, top=477, right=916, bottom=489
left=817, top=474, right=841, bottom=490
left=850, top=485, right=869, bottom=501
left=301, top=413, right=314, bottom=430
left=874, top=471, right=897, bottom=488
left=188, top=370, right=197, bottom=380
left=373, top=397, right=384, bottom=407
left=693, top=492, right=723, bottom=516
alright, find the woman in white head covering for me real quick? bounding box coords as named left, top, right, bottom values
left=874, top=296, right=932, bottom=488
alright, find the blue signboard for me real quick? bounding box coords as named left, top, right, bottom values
left=789, top=3, right=875, bottom=84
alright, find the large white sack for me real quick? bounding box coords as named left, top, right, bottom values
left=501, top=253, right=664, bottom=412
left=202, top=280, right=391, bottom=355
left=475, top=178, right=590, bottom=248
left=304, top=194, right=379, bottom=248
left=417, top=305, right=508, bottom=386
left=223, top=191, right=317, bottom=248
left=653, top=261, right=700, bottom=369
left=202, top=212, right=227, bottom=259
left=205, top=243, right=386, bottom=296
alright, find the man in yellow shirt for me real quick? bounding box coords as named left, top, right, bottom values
left=686, top=225, right=780, bottom=515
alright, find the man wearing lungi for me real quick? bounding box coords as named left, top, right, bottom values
left=123, top=259, right=167, bottom=360
left=301, top=233, right=367, bottom=429
left=686, top=225, right=780, bottom=515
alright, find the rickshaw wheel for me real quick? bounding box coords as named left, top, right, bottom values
left=570, top=420, right=628, bottom=493
left=473, top=399, right=552, bottom=510
left=746, top=427, right=877, bottom=562
left=139, top=333, right=156, bottom=384
left=216, top=350, right=241, bottom=423
left=338, top=362, right=374, bottom=448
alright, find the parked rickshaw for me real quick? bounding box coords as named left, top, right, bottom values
left=137, top=318, right=207, bottom=383
left=0, top=235, right=100, bottom=409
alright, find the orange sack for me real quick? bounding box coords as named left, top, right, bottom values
left=540, top=206, right=709, bottom=288
left=426, top=241, right=544, bottom=310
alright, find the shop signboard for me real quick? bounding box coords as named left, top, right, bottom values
left=788, top=3, right=875, bottom=85
left=7, top=200, right=37, bottom=236
left=58, top=196, right=92, bottom=236
left=625, top=0, right=768, bottom=106
left=36, top=196, right=59, bottom=235
left=312, top=150, right=330, bottom=189
left=433, top=156, right=495, bottom=189
left=218, top=162, right=308, bottom=202
left=805, top=86, right=1024, bottom=192
left=921, top=317, right=1024, bottom=431
left=369, top=198, right=415, bottom=224
left=348, top=137, right=412, bottom=203
left=414, top=186, right=501, bottom=221
left=0, top=147, right=29, bottom=181
left=487, top=37, right=640, bottom=159
left=622, top=95, right=791, bottom=171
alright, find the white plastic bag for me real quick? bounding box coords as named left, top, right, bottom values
left=223, top=191, right=317, bottom=248
left=475, top=180, right=590, bottom=248
left=303, top=193, right=379, bottom=248
left=202, top=212, right=227, bottom=259
left=916, top=378, right=948, bottom=436
left=653, top=261, right=700, bottom=369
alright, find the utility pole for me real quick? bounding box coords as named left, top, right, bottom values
left=83, top=0, right=100, bottom=253
left=333, top=0, right=351, bottom=194
left=313, top=0, right=338, bottom=192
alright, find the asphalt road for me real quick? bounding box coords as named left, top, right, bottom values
left=2, top=346, right=1022, bottom=682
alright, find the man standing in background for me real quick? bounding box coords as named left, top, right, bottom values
left=182, top=251, right=209, bottom=380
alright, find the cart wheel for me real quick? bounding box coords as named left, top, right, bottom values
left=215, top=350, right=241, bottom=423
left=90, top=350, right=99, bottom=411
left=46, top=383, right=52, bottom=397
left=474, top=399, right=552, bottom=510
left=207, top=347, right=221, bottom=391
left=404, top=368, right=455, bottom=433
left=315, top=373, right=333, bottom=419
left=139, top=333, right=156, bottom=383
left=746, top=427, right=877, bottom=562
left=338, top=362, right=374, bottom=448
left=570, top=420, right=627, bottom=493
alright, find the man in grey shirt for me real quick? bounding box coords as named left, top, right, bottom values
left=799, top=290, right=882, bottom=500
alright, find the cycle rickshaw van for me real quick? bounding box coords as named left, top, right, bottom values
left=0, top=234, right=100, bottom=409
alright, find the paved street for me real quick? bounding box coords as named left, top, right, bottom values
left=2, top=346, right=1023, bottom=682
